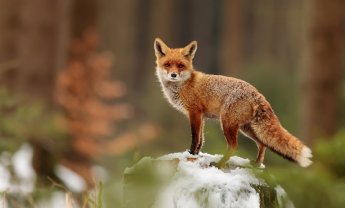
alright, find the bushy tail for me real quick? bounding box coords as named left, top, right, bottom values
left=251, top=107, right=312, bottom=167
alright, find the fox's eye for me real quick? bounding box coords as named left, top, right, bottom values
left=177, top=64, right=185, bottom=69
left=164, top=63, right=171, bottom=68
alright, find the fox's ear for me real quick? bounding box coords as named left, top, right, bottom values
left=154, top=38, right=169, bottom=58
left=183, top=41, right=197, bottom=59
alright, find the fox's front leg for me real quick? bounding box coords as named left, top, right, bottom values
left=188, top=111, right=204, bottom=155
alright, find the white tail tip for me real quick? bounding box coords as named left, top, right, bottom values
left=298, top=146, right=313, bottom=167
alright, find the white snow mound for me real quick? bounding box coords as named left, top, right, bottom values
left=153, top=151, right=263, bottom=208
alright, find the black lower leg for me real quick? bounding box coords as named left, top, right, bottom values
left=188, top=113, right=202, bottom=155
left=189, top=138, right=198, bottom=155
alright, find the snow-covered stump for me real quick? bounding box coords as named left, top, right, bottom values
left=123, top=152, right=293, bottom=208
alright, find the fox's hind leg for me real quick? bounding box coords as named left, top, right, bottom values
left=241, top=123, right=266, bottom=165
left=214, top=118, right=240, bottom=168
left=222, top=124, right=239, bottom=152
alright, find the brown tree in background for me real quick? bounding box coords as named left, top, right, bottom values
left=56, top=29, right=158, bottom=186
left=54, top=0, right=159, bottom=187
left=302, top=0, right=345, bottom=143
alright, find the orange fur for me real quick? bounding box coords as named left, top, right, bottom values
left=154, top=38, right=312, bottom=167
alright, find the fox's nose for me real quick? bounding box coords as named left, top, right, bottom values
left=171, top=73, right=177, bottom=78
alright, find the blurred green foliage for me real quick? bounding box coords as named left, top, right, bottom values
left=85, top=181, right=104, bottom=208
left=0, top=88, right=74, bottom=206
left=271, top=131, right=345, bottom=208
left=0, top=88, right=67, bottom=153
left=314, top=130, right=345, bottom=177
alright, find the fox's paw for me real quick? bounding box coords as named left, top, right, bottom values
left=209, top=162, right=217, bottom=167
left=188, top=150, right=199, bottom=155
left=209, top=161, right=220, bottom=168
left=210, top=161, right=227, bottom=169
left=250, top=160, right=265, bottom=169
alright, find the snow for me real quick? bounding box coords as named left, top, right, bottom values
left=12, top=143, right=36, bottom=193
left=0, top=164, right=11, bottom=191
left=91, top=165, right=109, bottom=181
left=0, top=143, right=94, bottom=207
left=0, top=144, right=36, bottom=193
left=153, top=151, right=264, bottom=208
left=55, top=165, right=87, bottom=192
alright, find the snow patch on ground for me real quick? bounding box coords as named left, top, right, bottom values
left=55, top=165, right=87, bottom=192
left=153, top=151, right=263, bottom=208
left=12, top=143, right=36, bottom=193
left=0, top=144, right=36, bottom=193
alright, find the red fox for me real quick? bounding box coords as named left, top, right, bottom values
left=154, top=38, right=312, bottom=167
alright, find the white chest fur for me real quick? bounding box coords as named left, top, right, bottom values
left=156, top=70, right=186, bottom=113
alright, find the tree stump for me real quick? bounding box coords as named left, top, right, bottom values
left=123, top=152, right=293, bottom=208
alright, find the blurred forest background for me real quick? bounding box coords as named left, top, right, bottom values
left=0, top=0, right=345, bottom=207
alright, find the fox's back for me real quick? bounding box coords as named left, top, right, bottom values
left=197, top=73, right=263, bottom=103
left=178, top=72, right=267, bottom=118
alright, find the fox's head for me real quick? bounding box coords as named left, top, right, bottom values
left=154, top=38, right=197, bottom=82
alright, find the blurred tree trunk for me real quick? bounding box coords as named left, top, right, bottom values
left=0, top=0, right=20, bottom=88
left=302, top=0, right=345, bottom=143
left=219, top=0, right=245, bottom=75
left=16, top=0, right=68, bottom=104
left=244, top=0, right=302, bottom=72
left=270, top=1, right=290, bottom=69
left=249, top=0, right=274, bottom=64
left=100, top=0, right=139, bottom=88
left=16, top=0, right=70, bottom=185
left=191, top=0, right=216, bottom=73
left=285, top=1, right=304, bottom=71
left=71, top=0, right=99, bottom=38
left=148, top=0, right=176, bottom=43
